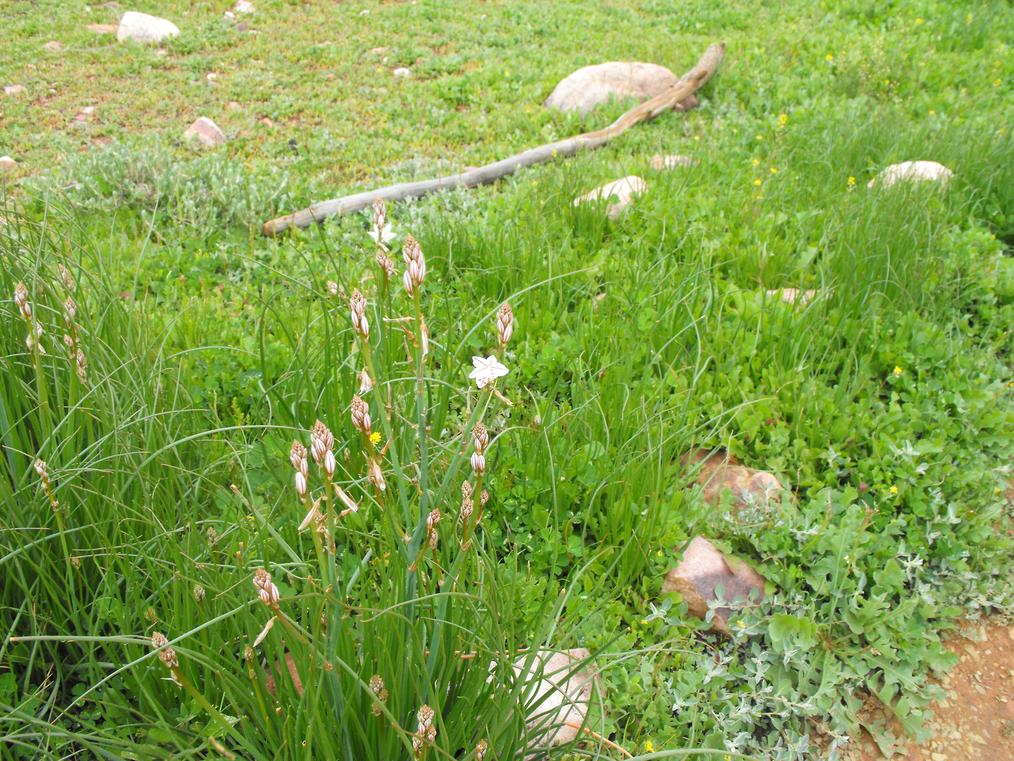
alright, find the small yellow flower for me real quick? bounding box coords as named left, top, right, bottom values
left=770, top=166, right=779, bottom=174
left=929, top=109, right=936, bottom=116
left=825, top=53, right=834, bottom=62
left=847, top=176, right=856, bottom=188
left=889, top=485, right=899, bottom=495
left=644, top=741, right=655, bottom=753
left=693, top=135, right=700, bottom=141
left=755, top=134, right=764, bottom=141
left=753, top=178, right=762, bottom=187
left=778, top=112, right=788, bottom=126
left=751, top=158, right=760, bottom=167
left=369, top=431, right=382, bottom=445
left=893, top=366, right=903, bottom=376
left=915, top=17, right=924, bottom=25
left=993, top=79, right=1002, bottom=87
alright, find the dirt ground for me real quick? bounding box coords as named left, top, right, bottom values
left=844, top=620, right=1014, bottom=761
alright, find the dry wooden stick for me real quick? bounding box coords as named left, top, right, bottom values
left=262, top=42, right=725, bottom=236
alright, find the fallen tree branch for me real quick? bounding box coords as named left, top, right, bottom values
left=262, top=42, right=725, bottom=236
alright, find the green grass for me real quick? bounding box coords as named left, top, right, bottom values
left=1, top=0, right=1013, bottom=759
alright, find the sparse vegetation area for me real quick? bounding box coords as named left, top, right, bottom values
left=1, top=1, right=1012, bottom=759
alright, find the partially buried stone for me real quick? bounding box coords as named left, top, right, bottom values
left=87, top=24, right=118, bottom=35
left=544, top=62, right=698, bottom=114
left=512, top=649, right=600, bottom=749
left=682, top=449, right=786, bottom=516
left=0, top=156, right=17, bottom=174
left=662, top=536, right=766, bottom=633
left=4, top=84, right=26, bottom=96
left=868, top=160, right=953, bottom=189
left=393, top=67, right=412, bottom=78
left=766, top=288, right=817, bottom=305
left=184, top=117, right=227, bottom=148
left=649, top=154, right=697, bottom=170
left=43, top=41, right=63, bottom=52
left=573, top=175, right=646, bottom=220
left=117, top=11, right=180, bottom=44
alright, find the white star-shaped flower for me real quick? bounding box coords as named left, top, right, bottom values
left=368, top=222, right=395, bottom=245
left=469, top=355, right=509, bottom=389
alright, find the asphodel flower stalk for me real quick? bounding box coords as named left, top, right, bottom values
left=401, top=235, right=426, bottom=295
left=412, top=704, right=437, bottom=758
left=150, top=632, right=237, bottom=737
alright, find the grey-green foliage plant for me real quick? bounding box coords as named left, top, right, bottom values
left=25, top=142, right=294, bottom=238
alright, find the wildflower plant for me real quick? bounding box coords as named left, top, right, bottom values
left=208, top=207, right=595, bottom=758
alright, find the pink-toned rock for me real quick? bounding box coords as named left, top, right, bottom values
left=682, top=449, right=786, bottom=515
left=86, top=23, right=118, bottom=35
left=4, top=84, right=26, bottom=96
left=71, top=106, right=96, bottom=126
left=649, top=154, right=697, bottom=170
left=766, top=288, right=818, bottom=305
left=0, top=156, right=17, bottom=174
left=662, top=536, right=766, bottom=633
left=513, top=649, right=600, bottom=748
left=184, top=117, right=227, bottom=148
left=573, top=175, right=646, bottom=220
left=43, top=41, right=63, bottom=52
left=544, top=62, right=697, bottom=114
left=868, top=160, right=953, bottom=189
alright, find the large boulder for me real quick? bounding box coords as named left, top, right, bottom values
left=573, top=175, right=646, bottom=220
left=544, top=62, right=696, bottom=114
left=868, top=160, right=953, bottom=189
left=513, top=649, right=600, bottom=749
left=662, top=536, right=766, bottom=633
left=682, top=449, right=786, bottom=516
left=117, top=11, right=180, bottom=45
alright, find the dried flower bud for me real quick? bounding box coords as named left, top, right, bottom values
left=358, top=369, right=373, bottom=394
left=367, top=458, right=386, bottom=492
left=460, top=493, right=473, bottom=524
left=327, top=280, right=339, bottom=296
left=420, top=317, right=430, bottom=358
left=474, top=740, right=488, bottom=760
left=470, top=452, right=486, bottom=476
left=64, top=333, right=75, bottom=350
left=334, top=484, right=359, bottom=513
left=253, top=568, right=281, bottom=607
left=402, top=235, right=426, bottom=293
left=497, top=302, right=514, bottom=346
left=13, top=282, right=31, bottom=319
left=349, top=289, right=370, bottom=339
left=63, top=297, right=77, bottom=323
left=294, top=470, right=308, bottom=498
left=472, top=423, right=489, bottom=454
left=192, top=584, right=205, bottom=603
left=75, top=350, right=88, bottom=383
left=480, top=490, right=489, bottom=507
left=351, top=395, right=372, bottom=434
left=33, top=458, right=49, bottom=481
left=58, top=264, right=76, bottom=292
left=151, top=631, right=179, bottom=670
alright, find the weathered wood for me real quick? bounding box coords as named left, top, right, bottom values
left=262, top=43, right=725, bottom=236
